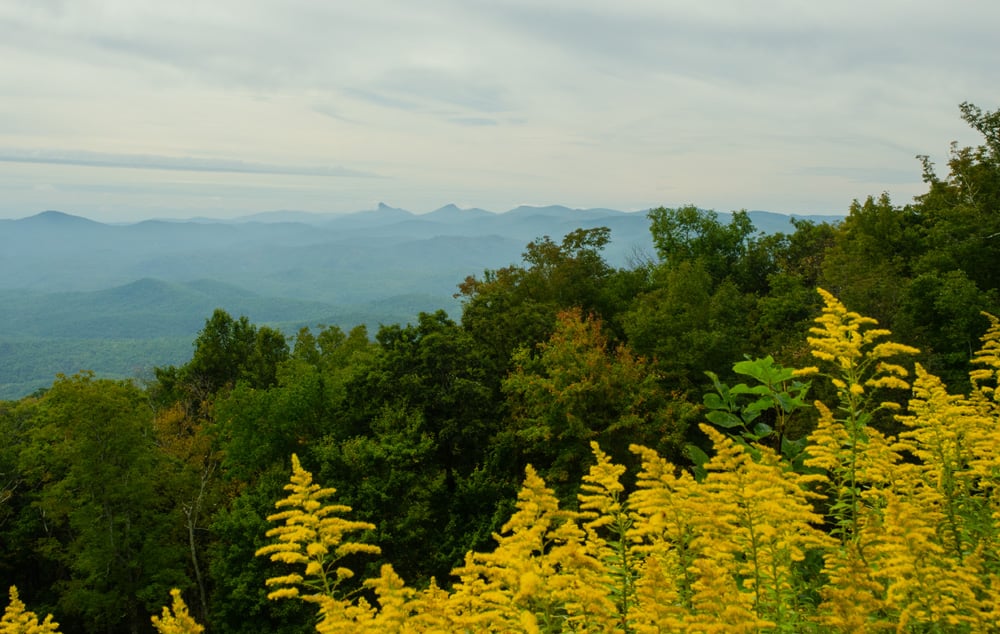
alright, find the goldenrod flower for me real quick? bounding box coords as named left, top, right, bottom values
left=150, top=589, right=204, bottom=634
left=256, top=454, right=380, bottom=609
left=1, top=587, right=61, bottom=634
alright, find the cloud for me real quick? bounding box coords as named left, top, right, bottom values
left=0, top=149, right=380, bottom=178
left=797, top=166, right=923, bottom=186
left=377, top=67, right=508, bottom=112
left=341, top=88, right=425, bottom=113
left=449, top=117, right=499, bottom=127
left=0, top=1, right=998, bottom=221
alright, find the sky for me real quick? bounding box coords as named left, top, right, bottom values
left=1, top=0, right=998, bottom=223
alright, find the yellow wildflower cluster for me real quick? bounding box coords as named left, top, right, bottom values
left=1, top=587, right=60, bottom=634
left=808, top=288, right=918, bottom=404
left=253, top=452, right=381, bottom=627
left=970, top=312, right=1000, bottom=402
left=249, top=290, right=1000, bottom=632
left=151, top=589, right=204, bottom=634
left=2, top=586, right=207, bottom=634
left=805, top=294, right=1000, bottom=630
left=256, top=432, right=836, bottom=631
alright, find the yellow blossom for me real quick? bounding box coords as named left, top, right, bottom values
left=792, top=366, right=820, bottom=377
left=256, top=454, right=380, bottom=608
left=1, top=587, right=61, bottom=634
left=151, top=589, right=204, bottom=634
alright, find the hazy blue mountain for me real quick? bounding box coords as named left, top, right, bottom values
left=321, top=202, right=415, bottom=229
left=1, top=205, right=842, bottom=297
left=234, top=209, right=344, bottom=224
left=0, top=203, right=843, bottom=399
left=424, top=203, right=494, bottom=222
left=0, top=277, right=451, bottom=399
left=747, top=210, right=844, bottom=234
left=0, top=278, right=332, bottom=339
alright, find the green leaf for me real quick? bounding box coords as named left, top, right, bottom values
left=733, top=355, right=795, bottom=385
left=744, top=397, right=775, bottom=414
left=773, top=391, right=801, bottom=413
left=704, top=370, right=726, bottom=394
left=705, top=411, right=743, bottom=429
left=702, top=392, right=728, bottom=410
left=728, top=383, right=754, bottom=396
left=685, top=443, right=710, bottom=468
left=781, top=436, right=806, bottom=457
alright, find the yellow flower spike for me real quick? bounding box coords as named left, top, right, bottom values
left=865, top=492, right=983, bottom=629
left=792, top=366, right=820, bottom=377
left=265, top=573, right=304, bottom=587
left=897, top=362, right=1000, bottom=574
left=861, top=328, right=892, bottom=343
left=695, top=426, right=833, bottom=628
left=1, top=586, right=61, bottom=634
left=547, top=443, right=628, bottom=630
left=405, top=577, right=451, bottom=631
left=256, top=453, right=380, bottom=617
left=870, top=342, right=921, bottom=359
left=151, top=589, right=204, bottom=634
left=306, top=543, right=328, bottom=557
left=360, top=564, right=417, bottom=630
left=446, top=462, right=618, bottom=632
left=519, top=610, right=541, bottom=634
left=265, top=587, right=299, bottom=601
left=865, top=375, right=911, bottom=391
left=805, top=289, right=920, bottom=544
left=627, top=443, right=701, bottom=609
left=970, top=312, right=1000, bottom=404
left=446, top=472, right=550, bottom=631
left=808, top=289, right=918, bottom=395
left=815, top=543, right=889, bottom=631
left=334, top=567, right=354, bottom=580
left=875, top=362, right=909, bottom=377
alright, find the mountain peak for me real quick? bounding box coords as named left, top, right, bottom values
left=425, top=204, right=494, bottom=221
left=23, top=210, right=101, bottom=225
left=506, top=204, right=574, bottom=216
left=368, top=202, right=412, bottom=215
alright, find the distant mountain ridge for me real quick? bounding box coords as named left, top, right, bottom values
left=88, top=203, right=841, bottom=230
left=0, top=204, right=844, bottom=399
left=0, top=204, right=843, bottom=297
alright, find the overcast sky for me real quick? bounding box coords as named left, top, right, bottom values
left=1, top=0, right=997, bottom=222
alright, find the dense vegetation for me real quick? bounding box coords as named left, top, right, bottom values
left=2, top=103, right=999, bottom=632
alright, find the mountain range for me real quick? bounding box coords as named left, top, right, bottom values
left=0, top=204, right=843, bottom=399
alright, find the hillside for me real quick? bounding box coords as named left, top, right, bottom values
left=0, top=278, right=449, bottom=399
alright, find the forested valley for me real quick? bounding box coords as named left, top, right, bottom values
left=3, top=103, right=1000, bottom=633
